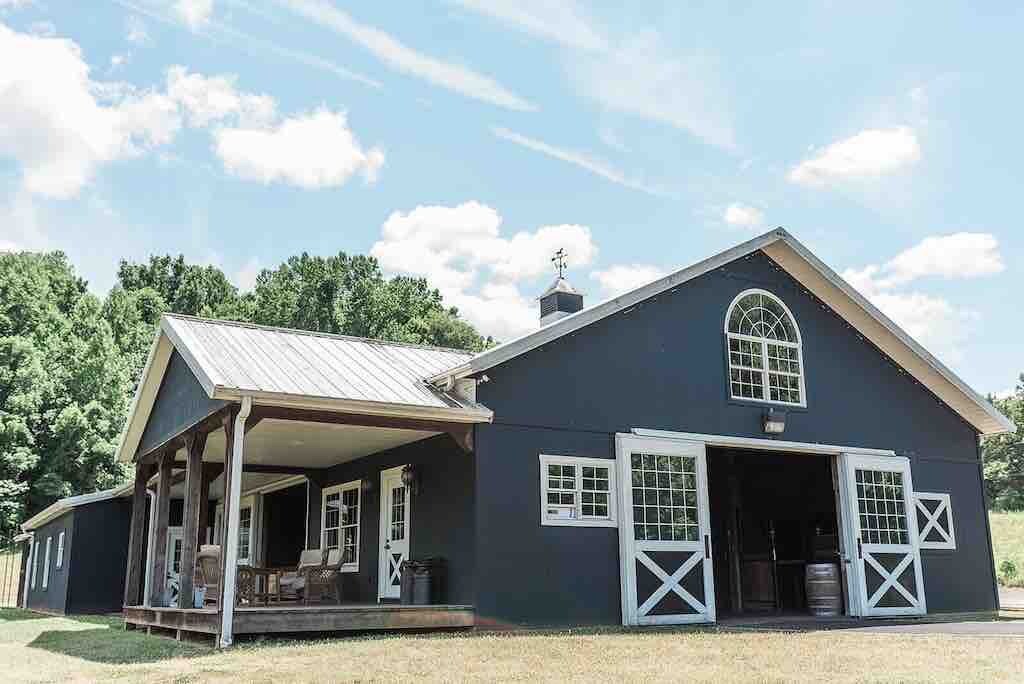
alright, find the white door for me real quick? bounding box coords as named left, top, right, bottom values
left=165, top=526, right=184, bottom=601
left=840, top=454, right=926, bottom=617
left=378, top=466, right=411, bottom=599
left=617, top=435, right=716, bottom=625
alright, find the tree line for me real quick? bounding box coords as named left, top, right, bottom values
left=0, top=250, right=491, bottom=538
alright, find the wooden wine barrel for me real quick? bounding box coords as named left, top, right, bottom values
left=805, top=563, right=842, bottom=616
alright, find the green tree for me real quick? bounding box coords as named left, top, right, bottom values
left=116, top=254, right=242, bottom=319
left=983, top=375, right=1024, bottom=510
left=0, top=252, right=128, bottom=537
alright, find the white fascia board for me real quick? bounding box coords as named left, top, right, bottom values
left=764, top=237, right=1015, bottom=436
left=20, top=483, right=133, bottom=531
left=212, top=388, right=494, bottom=424
left=428, top=229, right=787, bottom=385
left=159, top=316, right=219, bottom=397
left=114, top=330, right=175, bottom=463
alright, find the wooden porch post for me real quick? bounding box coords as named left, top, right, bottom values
left=218, top=397, right=252, bottom=648
left=149, top=451, right=174, bottom=607
left=177, top=432, right=207, bottom=609
left=198, top=463, right=221, bottom=546
left=123, top=461, right=153, bottom=607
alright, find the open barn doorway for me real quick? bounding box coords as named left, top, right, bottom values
left=707, top=447, right=847, bottom=618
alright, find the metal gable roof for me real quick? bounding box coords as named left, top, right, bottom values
left=21, top=483, right=133, bottom=532
left=429, top=228, right=1014, bottom=436
left=161, top=314, right=483, bottom=411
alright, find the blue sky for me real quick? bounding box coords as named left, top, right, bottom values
left=0, top=1, right=1021, bottom=396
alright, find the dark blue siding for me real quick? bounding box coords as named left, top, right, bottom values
left=474, top=250, right=993, bottom=626
left=67, top=497, right=132, bottom=614
left=24, top=511, right=73, bottom=614
left=319, top=435, right=475, bottom=606
left=137, top=350, right=227, bottom=458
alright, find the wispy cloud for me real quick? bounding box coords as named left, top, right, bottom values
left=452, top=0, right=606, bottom=51
left=492, top=126, right=670, bottom=197
left=276, top=0, right=535, bottom=111
left=789, top=127, right=921, bottom=187
left=112, top=0, right=381, bottom=89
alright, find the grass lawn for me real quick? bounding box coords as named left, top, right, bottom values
left=990, top=510, right=1024, bottom=587
left=1, top=609, right=1023, bottom=683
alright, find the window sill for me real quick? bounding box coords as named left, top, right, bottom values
left=340, top=564, right=359, bottom=573
left=541, top=518, right=617, bottom=528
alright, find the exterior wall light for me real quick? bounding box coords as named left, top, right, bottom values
left=401, top=464, right=420, bottom=494
left=763, top=408, right=787, bottom=435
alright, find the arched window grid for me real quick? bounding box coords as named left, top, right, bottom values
left=724, top=289, right=806, bottom=407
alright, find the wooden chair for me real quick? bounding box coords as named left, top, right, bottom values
left=195, top=545, right=221, bottom=607
left=304, top=549, right=343, bottom=605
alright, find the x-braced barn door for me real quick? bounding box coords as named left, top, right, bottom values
left=617, top=435, right=716, bottom=625
left=840, top=454, right=926, bottom=617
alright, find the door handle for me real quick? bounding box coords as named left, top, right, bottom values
left=704, top=534, right=711, bottom=559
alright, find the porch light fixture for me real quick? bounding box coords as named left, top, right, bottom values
left=401, top=464, right=420, bottom=494
left=763, top=408, right=787, bottom=435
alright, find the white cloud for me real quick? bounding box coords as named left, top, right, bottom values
left=370, top=202, right=597, bottom=340
left=215, top=108, right=385, bottom=189
left=723, top=203, right=763, bottom=229
left=0, top=0, right=34, bottom=8
left=591, top=264, right=665, bottom=298
left=842, top=233, right=1004, bottom=364
left=110, top=53, right=129, bottom=69
left=0, top=24, right=177, bottom=199
left=174, top=0, right=213, bottom=30
left=28, top=20, right=55, bottom=37
left=567, top=33, right=735, bottom=150
left=125, top=16, right=149, bottom=44
left=992, top=387, right=1018, bottom=401
left=277, top=0, right=535, bottom=111
left=453, top=0, right=606, bottom=51
left=492, top=127, right=669, bottom=197
left=0, top=191, right=48, bottom=253
left=166, top=66, right=275, bottom=127
left=788, top=127, right=921, bottom=187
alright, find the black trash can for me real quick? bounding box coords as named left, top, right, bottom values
left=399, top=557, right=447, bottom=605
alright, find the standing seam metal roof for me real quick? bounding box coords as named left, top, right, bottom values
left=162, top=314, right=480, bottom=411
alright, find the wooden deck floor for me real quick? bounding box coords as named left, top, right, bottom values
left=124, top=603, right=475, bottom=637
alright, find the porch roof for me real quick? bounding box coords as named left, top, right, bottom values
left=115, top=315, right=492, bottom=463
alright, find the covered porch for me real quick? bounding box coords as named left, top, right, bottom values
left=117, top=315, right=489, bottom=645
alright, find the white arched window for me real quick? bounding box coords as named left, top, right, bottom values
left=725, top=289, right=805, bottom=406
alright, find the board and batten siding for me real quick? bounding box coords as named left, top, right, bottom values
left=24, top=511, right=74, bottom=614
left=473, top=249, right=994, bottom=627
left=137, top=350, right=228, bottom=459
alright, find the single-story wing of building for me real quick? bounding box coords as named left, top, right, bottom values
left=26, top=228, right=1013, bottom=644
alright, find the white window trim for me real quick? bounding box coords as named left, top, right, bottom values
left=30, top=540, right=39, bottom=589
left=42, top=537, right=52, bottom=590
left=56, top=531, right=65, bottom=569
left=914, top=491, right=956, bottom=550
left=321, top=480, right=361, bottom=573
left=724, top=288, right=807, bottom=408
left=539, top=454, right=617, bottom=528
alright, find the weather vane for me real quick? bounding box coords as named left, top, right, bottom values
left=551, top=248, right=568, bottom=278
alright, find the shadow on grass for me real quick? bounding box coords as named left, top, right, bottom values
left=0, top=608, right=48, bottom=622
left=27, top=619, right=211, bottom=665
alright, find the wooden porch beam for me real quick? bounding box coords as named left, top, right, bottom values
left=177, top=431, right=207, bottom=609
left=239, top=464, right=319, bottom=476
left=124, top=461, right=155, bottom=607
left=135, top=406, right=233, bottom=465
left=248, top=405, right=478, bottom=436
left=149, top=451, right=173, bottom=607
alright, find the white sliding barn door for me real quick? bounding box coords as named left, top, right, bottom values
left=840, top=454, right=926, bottom=617
left=617, top=435, right=716, bottom=625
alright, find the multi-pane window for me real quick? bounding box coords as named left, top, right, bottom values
left=390, top=485, right=406, bottom=541
left=42, top=537, right=51, bottom=589
left=56, top=531, right=65, bottom=569
left=322, top=481, right=361, bottom=570
left=726, top=289, right=805, bottom=406
left=630, top=452, right=699, bottom=542
left=539, top=455, right=616, bottom=527
left=855, top=469, right=909, bottom=545
left=237, top=506, right=252, bottom=562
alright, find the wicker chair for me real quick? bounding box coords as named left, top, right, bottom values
left=195, top=545, right=221, bottom=607
left=304, top=549, right=343, bottom=605
left=275, top=549, right=326, bottom=603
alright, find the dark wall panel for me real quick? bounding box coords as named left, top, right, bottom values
left=137, top=350, right=228, bottom=458
left=25, top=511, right=74, bottom=614
left=67, top=498, right=132, bottom=614
left=318, top=435, right=475, bottom=605
left=263, top=483, right=307, bottom=568
left=474, top=250, right=992, bottom=625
